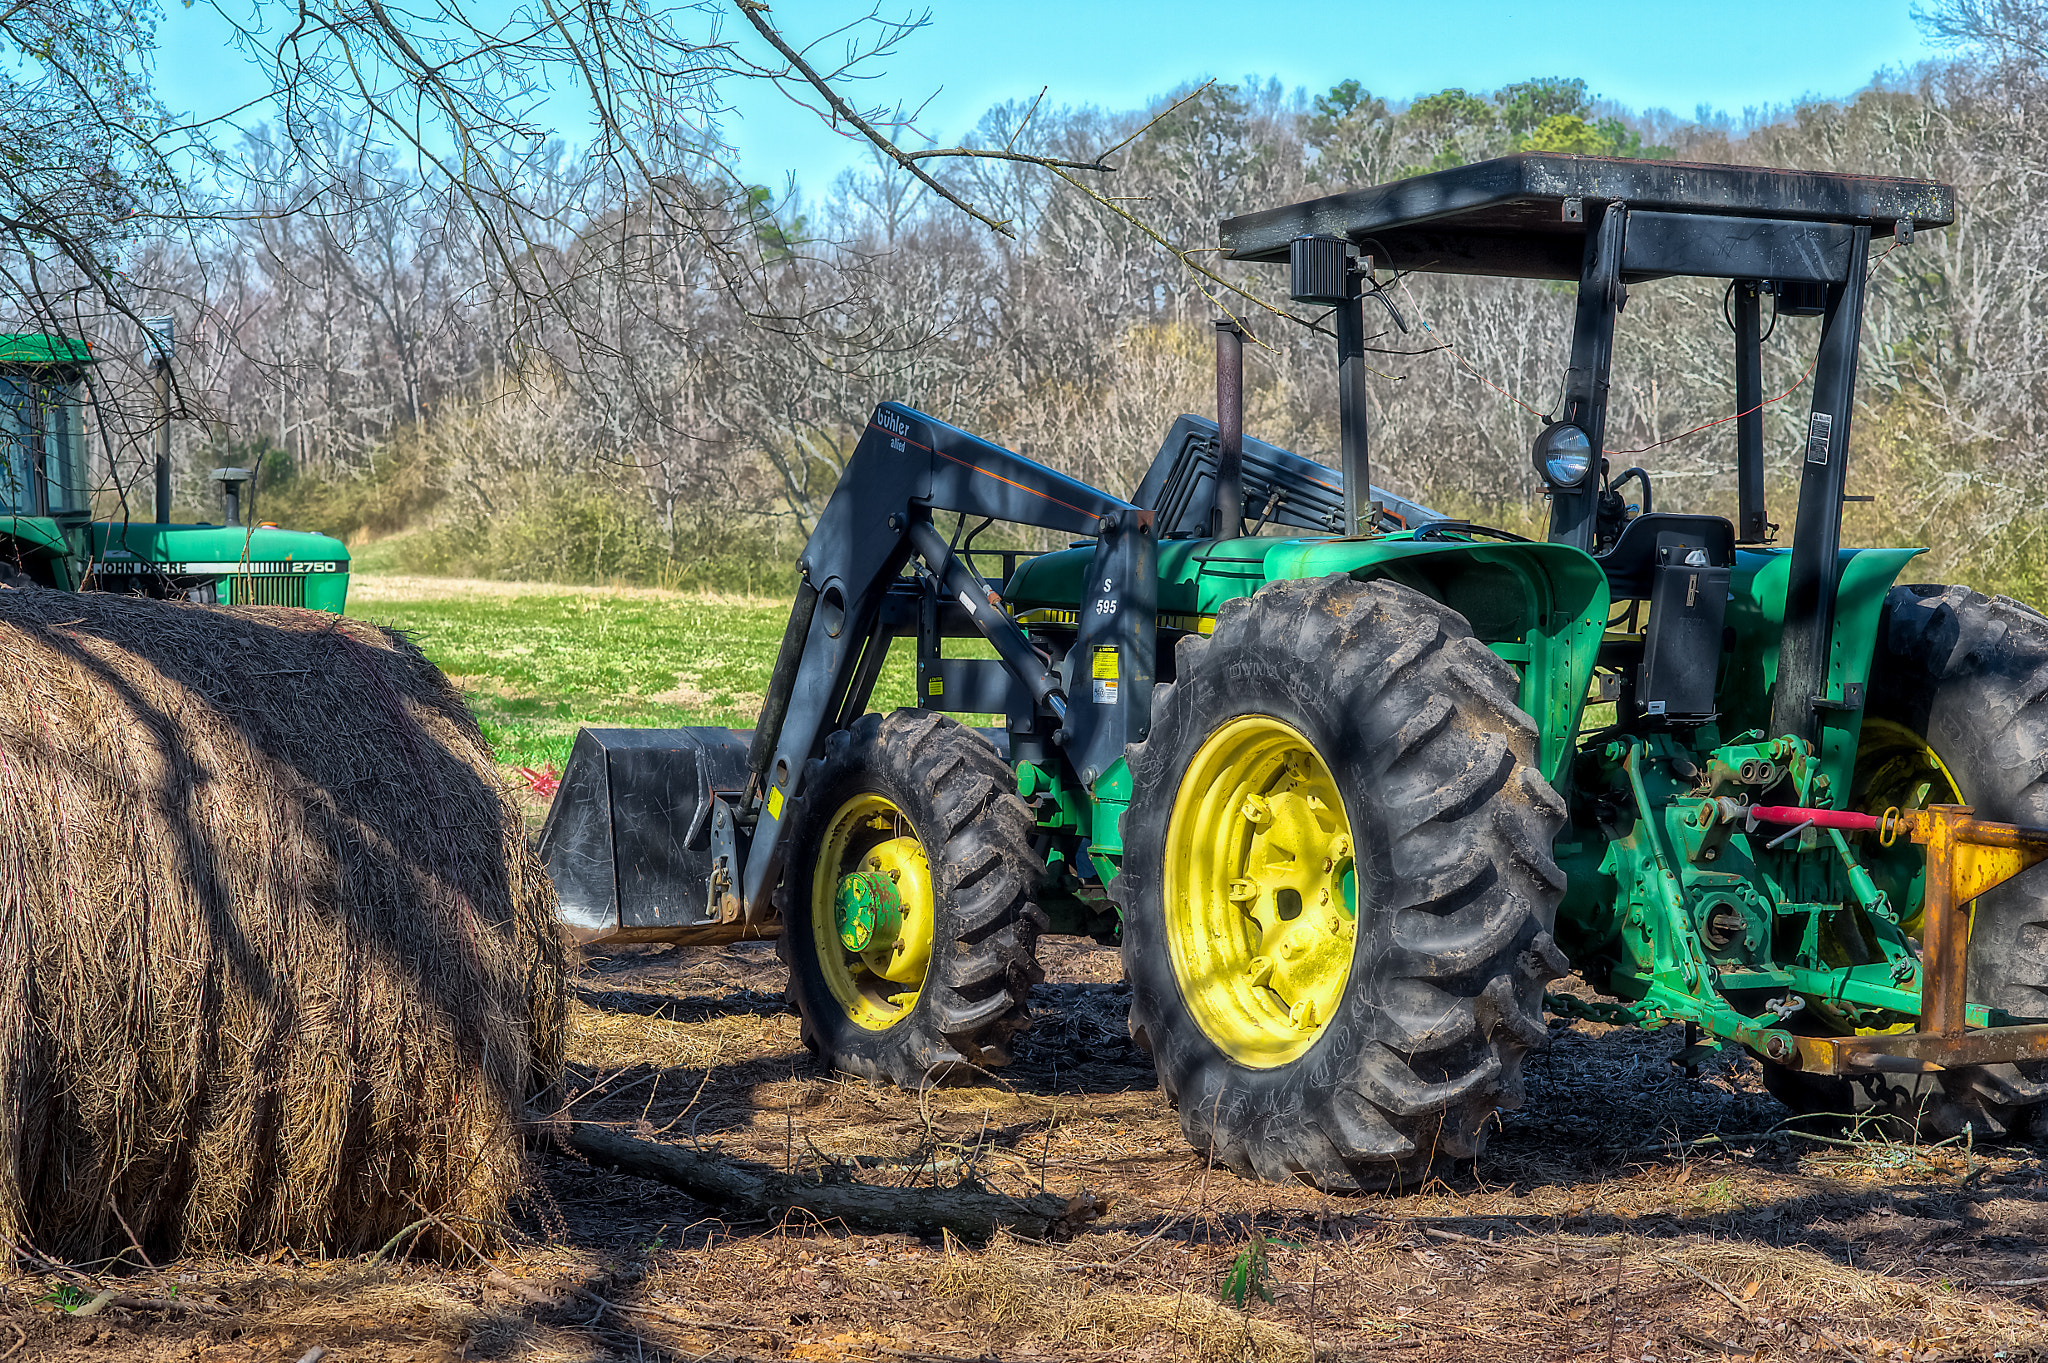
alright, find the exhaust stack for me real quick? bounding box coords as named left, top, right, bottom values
left=212, top=467, right=251, bottom=527
left=1213, top=319, right=1244, bottom=540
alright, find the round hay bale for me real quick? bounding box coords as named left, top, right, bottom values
left=0, top=587, right=565, bottom=1260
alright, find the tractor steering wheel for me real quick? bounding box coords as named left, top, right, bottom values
left=1596, top=465, right=1654, bottom=555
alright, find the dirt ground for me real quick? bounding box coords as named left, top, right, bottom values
left=9, top=938, right=2047, bottom=1363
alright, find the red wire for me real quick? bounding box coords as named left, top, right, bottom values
left=1450, top=349, right=1549, bottom=419
left=1607, top=236, right=1895, bottom=458
left=1421, top=238, right=1891, bottom=456
left=1606, top=347, right=1822, bottom=458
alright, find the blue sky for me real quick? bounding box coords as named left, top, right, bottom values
left=156, top=0, right=1944, bottom=198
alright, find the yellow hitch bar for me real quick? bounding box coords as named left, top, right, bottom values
left=1744, top=803, right=2048, bottom=1075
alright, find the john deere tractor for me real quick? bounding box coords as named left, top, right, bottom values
left=543, top=155, right=2048, bottom=1188
left=0, top=334, right=349, bottom=609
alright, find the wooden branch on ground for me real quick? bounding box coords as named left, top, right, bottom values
left=545, top=1122, right=1104, bottom=1242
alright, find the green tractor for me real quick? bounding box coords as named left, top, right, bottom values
left=543, top=155, right=2048, bottom=1188
left=0, top=334, right=350, bottom=610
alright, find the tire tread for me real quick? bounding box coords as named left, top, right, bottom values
left=1117, top=575, right=1567, bottom=1190
left=774, top=711, right=1043, bottom=1087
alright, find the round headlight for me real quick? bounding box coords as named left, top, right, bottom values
left=1532, top=422, right=1593, bottom=488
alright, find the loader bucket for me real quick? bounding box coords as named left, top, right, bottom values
left=538, top=727, right=755, bottom=944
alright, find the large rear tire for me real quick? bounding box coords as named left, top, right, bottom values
left=1115, top=576, right=1570, bottom=1190
left=775, top=710, right=1045, bottom=1087
left=1770, top=583, right=2048, bottom=1142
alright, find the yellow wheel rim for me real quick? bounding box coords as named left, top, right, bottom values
left=1856, top=717, right=1966, bottom=938
left=1809, top=718, right=1971, bottom=1035
left=810, top=793, right=936, bottom=1030
left=1163, top=715, right=1358, bottom=1068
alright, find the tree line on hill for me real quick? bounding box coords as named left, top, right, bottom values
left=7, top=0, right=2048, bottom=597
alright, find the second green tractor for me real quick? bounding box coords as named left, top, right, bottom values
left=0, top=333, right=350, bottom=611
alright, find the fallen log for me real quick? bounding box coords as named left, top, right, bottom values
left=546, top=1124, right=1102, bottom=1242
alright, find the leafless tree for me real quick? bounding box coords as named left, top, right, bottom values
left=10, top=0, right=2048, bottom=597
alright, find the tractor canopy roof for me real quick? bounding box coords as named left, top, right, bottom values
left=1219, top=154, right=1955, bottom=281
left=0, top=334, right=93, bottom=367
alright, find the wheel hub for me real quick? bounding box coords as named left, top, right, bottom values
left=810, top=795, right=937, bottom=1031
left=835, top=869, right=902, bottom=952
left=1237, top=786, right=1355, bottom=1030
left=1855, top=717, right=1966, bottom=940
left=858, top=836, right=934, bottom=984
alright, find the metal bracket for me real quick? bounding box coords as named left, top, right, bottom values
left=1062, top=507, right=1158, bottom=784
left=709, top=795, right=746, bottom=923
left=1910, top=803, right=2048, bottom=1035
left=1809, top=681, right=1865, bottom=711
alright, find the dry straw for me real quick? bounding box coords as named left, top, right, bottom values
left=932, top=1230, right=1320, bottom=1363
left=0, top=588, right=564, bottom=1260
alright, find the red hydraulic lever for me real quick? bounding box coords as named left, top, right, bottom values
left=1746, top=805, right=1879, bottom=832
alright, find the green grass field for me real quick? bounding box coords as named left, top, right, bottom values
left=346, top=576, right=923, bottom=771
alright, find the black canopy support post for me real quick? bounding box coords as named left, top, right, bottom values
left=25, top=411, right=47, bottom=517
left=1335, top=277, right=1373, bottom=537
left=1770, top=224, right=1871, bottom=747
left=1733, top=280, right=1768, bottom=543
left=1213, top=320, right=1245, bottom=540
left=1063, top=507, right=1158, bottom=786
left=1548, top=202, right=1627, bottom=552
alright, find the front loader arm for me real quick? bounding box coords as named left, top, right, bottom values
left=738, top=402, right=1148, bottom=917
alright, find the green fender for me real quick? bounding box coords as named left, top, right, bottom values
left=1007, top=533, right=1610, bottom=788
left=1720, top=545, right=1926, bottom=795
left=0, top=515, right=84, bottom=588
left=1260, top=538, right=1609, bottom=787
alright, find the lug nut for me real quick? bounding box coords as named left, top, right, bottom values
left=1242, top=795, right=1272, bottom=825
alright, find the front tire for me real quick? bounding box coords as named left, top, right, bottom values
left=775, top=710, right=1045, bottom=1087
left=1115, top=576, right=1570, bottom=1190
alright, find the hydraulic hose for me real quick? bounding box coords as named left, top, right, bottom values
left=906, top=519, right=1067, bottom=723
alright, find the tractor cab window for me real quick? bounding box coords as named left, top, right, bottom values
left=0, top=374, right=87, bottom=515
